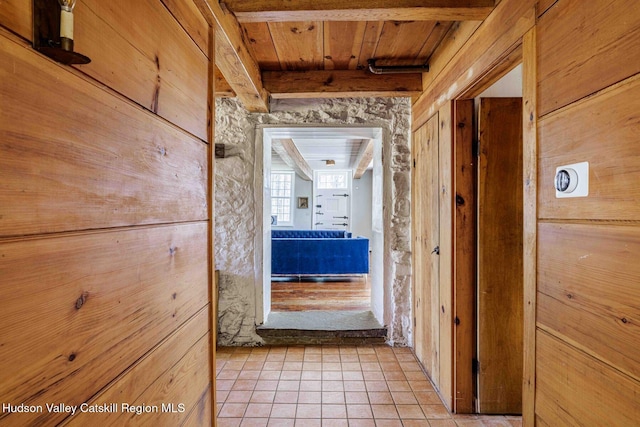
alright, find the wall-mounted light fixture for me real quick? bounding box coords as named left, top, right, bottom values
left=33, top=0, right=91, bottom=65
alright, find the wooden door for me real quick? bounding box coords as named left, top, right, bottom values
left=412, top=114, right=440, bottom=381
left=477, top=97, right=524, bottom=414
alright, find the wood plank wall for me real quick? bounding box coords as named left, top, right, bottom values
left=0, top=1, right=214, bottom=425
left=412, top=0, right=640, bottom=424
left=534, top=0, right=640, bottom=425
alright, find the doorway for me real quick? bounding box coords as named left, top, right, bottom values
left=259, top=127, right=385, bottom=329
left=453, top=65, right=524, bottom=414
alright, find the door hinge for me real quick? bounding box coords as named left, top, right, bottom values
left=413, top=159, right=416, bottom=168
left=472, top=358, right=480, bottom=375
left=414, top=317, right=416, bottom=327
left=454, top=316, right=460, bottom=326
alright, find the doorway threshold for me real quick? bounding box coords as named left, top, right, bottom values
left=257, top=310, right=387, bottom=345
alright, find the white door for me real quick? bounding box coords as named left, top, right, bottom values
left=313, top=171, right=351, bottom=230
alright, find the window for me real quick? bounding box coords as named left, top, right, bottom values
left=271, top=171, right=295, bottom=225
left=317, top=171, right=349, bottom=189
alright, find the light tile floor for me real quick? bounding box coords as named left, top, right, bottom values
left=216, top=345, right=522, bottom=427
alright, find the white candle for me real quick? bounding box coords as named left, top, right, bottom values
left=60, top=8, right=74, bottom=40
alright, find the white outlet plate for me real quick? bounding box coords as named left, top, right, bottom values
left=555, top=161, right=589, bottom=198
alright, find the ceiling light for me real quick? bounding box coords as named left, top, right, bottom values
left=324, top=160, right=336, bottom=166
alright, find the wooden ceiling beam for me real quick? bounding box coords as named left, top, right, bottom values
left=215, top=66, right=235, bottom=97
left=351, top=139, right=374, bottom=179
left=193, top=0, right=269, bottom=111
left=272, top=139, right=314, bottom=181
left=264, top=70, right=422, bottom=99
left=223, top=0, right=495, bottom=23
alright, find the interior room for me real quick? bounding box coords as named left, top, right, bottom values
left=1, top=0, right=638, bottom=426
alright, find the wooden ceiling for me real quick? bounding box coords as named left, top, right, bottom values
left=199, top=0, right=497, bottom=112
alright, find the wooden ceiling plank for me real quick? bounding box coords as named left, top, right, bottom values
left=264, top=69, right=422, bottom=98
left=268, top=21, right=324, bottom=71
left=215, top=66, right=235, bottom=97
left=243, top=22, right=282, bottom=71
left=374, top=21, right=439, bottom=65
left=323, top=21, right=367, bottom=70
left=272, top=139, right=314, bottom=181
left=416, top=21, right=455, bottom=62
left=351, top=139, right=375, bottom=179
left=224, top=0, right=495, bottom=22
left=357, top=21, right=385, bottom=70
left=193, top=0, right=269, bottom=112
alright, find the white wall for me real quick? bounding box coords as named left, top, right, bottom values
left=351, top=169, right=373, bottom=239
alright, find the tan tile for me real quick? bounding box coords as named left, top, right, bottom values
left=283, top=362, right=304, bottom=370
left=270, top=403, right=297, bottom=418
left=339, top=346, right=359, bottom=354
left=322, top=404, right=348, bottom=418
left=343, top=371, right=364, bottom=381
left=323, top=354, right=341, bottom=363
left=343, top=380, right=366, bottom=391
left=391, top=391, right=418, bottom=405
left=304, top=362, right=323, bottom=371
left=245, top=403, right=273, bottom=418
left=295, top=420, right=320, bottom=427
left=227, top=390, right=254, bottom=403
left=217, top=379, right=236, bottom=390
left=260, top=371, right=282, bottom=380
left=427, top=420, right=456, bottom=427
left=323, top=380, right=345, bottom=392
left=255, top=380, right=279, bottom=391
left=365, top=380, right=388, bottom=392
left=340, top=355, right=360, bottom=363
left=323, top=391, right=346, bottom=404
left=396, top=404, right=425, bottom=419
left=373, top=420, right=403, bottom=427
left=371, top=404, right=399, bottom=419
left=217, top=390, right=230, bottom=403
left=323, top=346, right=341, bottom=354
left=404, top=371, right=429, bottom=381
left=361, top=362, right=382, bottom=371
left=280, top=371, right=302, bottom=381
left=323, top=419, right=348, bottom=427
left=244, top=361, right=266, bottom=371
left=277, top=380, right=300, bottom=391
left=218, top=418, right=243, bottom=427
left=218, top=369, right=241, bottom=380
left=274, top=391, right=298, bottom=403
left=387, top=380, right=412, bottom=392
left=323, top=362, right=343, bottom=371
left=362, top=371, right=385, bottom=381
left=402, top=420, right=431, bottom=427
left=413, top=391, right=442, bottom=405
left=323, top=371, right=344, bottom=381
left=382, top=369, right=405, bottom=380
left=346, top=419, right=375, bottom=427
left=356, top=346, right=376, bottom=355
left=420, top=404, right=451, bottom=419
left=230, top=354, right=250, bottom=362
left=367, top=391, right=394, bottom=404
left=233, top=380, right=258, bottom=391
left=454, top=420, right=486, bottom=427
left=296, top=403, right=322, bottom=418
left=298, top=391, right=322, bottom=404
left=250, top=391, right=276, bottom=403
left=304, top=354, right=323, bottom=362
left=359, top=354, right=378, bottom=362
left=239, top=370, right=262, bottom=380
left=482, top=419, right=513, bottom=427
left=267, top=418, right=295, bottom=427
left=346, top=404, right=373, bottom=419
left=240, top=418, right=269, bottom=427
left=345, top=391, right=369, bottom=404
left=300, top=380, right=322, bottom=391
left=409, top=380, right=434, bottom=392
left=219, top=402, right=248, bottom=418
left=305, top=346, right=322, bottom=354
left=342, top=362, right=362, bottom=371
left=302, top=370, right=322, bottom=380
left=264, top=361, right=284, bottom=371
left=506, top=417, right=523, bottom=427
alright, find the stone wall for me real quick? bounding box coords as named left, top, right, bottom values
left=215, top=97, right=412, bottom=346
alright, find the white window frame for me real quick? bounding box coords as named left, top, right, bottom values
left=270, top=171, right=295, bottom=226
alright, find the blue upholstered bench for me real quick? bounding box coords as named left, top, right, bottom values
left=271, top=229, right=368, bottom=275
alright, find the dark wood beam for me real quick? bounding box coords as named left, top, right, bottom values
left=264, top=70, right=422, bottom=99
left=272, top=139, right=313, bottom=181
left=223, top=0, right=495, bottom=22
left=193, top=0, right=269, bottom=111
left=351, top=139, right=374, bottom=179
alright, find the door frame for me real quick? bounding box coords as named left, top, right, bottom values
left=451, top=47, right=535, bottom=413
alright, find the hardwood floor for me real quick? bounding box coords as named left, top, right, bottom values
left=271, top=276, right=371, bottom=311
